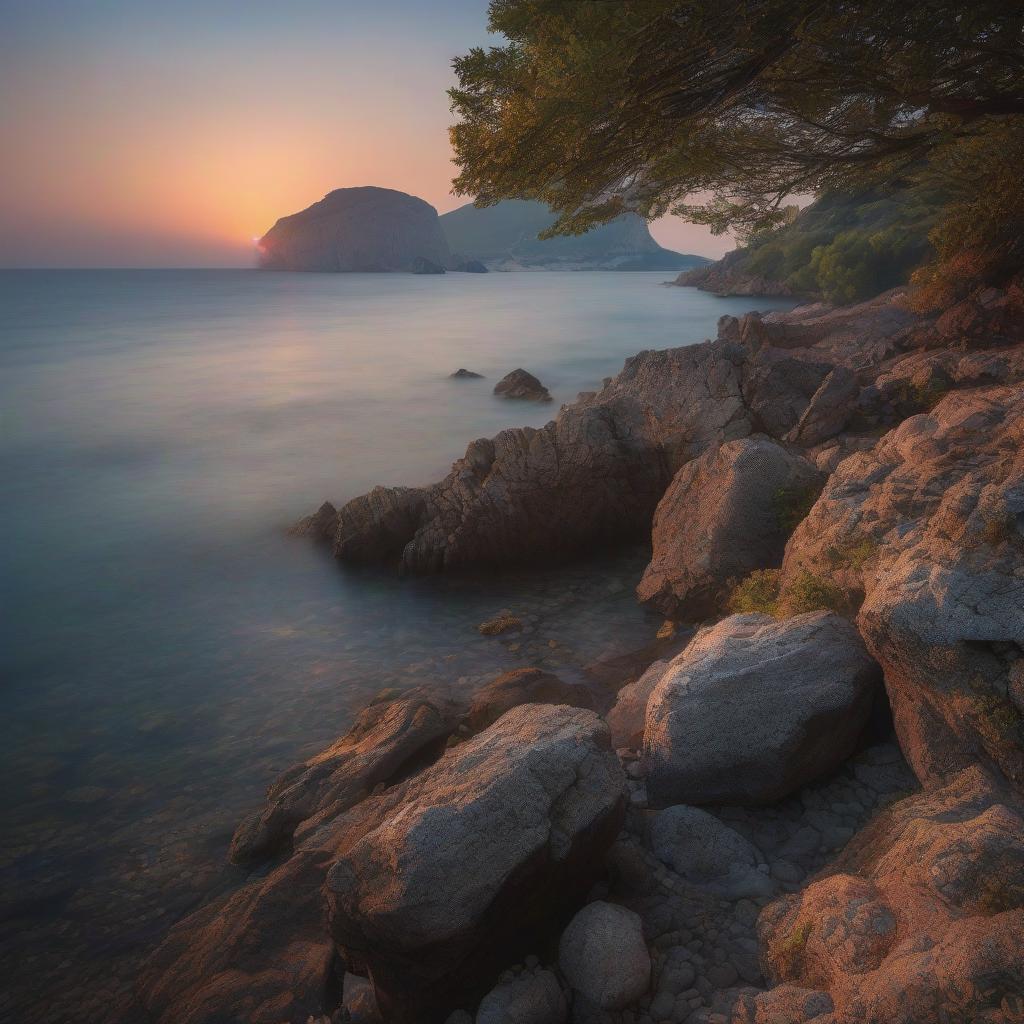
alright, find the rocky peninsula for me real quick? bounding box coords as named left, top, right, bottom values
left=135, top=278, right=1024, bottom=1024
left=258, top=187, right=452, bottom=273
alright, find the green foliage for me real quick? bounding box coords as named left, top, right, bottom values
left=826, top=538, right=879, bottom=571
left=779, top=570, right=846, bottom=616
left=724, top=187, right=941, bottom=301
left=450, top=1, right=1024, bottom=292
left=727, top=569, right=781, bottom=616
left=774, top=481, right=824, bottom=534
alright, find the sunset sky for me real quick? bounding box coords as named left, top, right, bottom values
left=0, top=0, right=734, bottom=268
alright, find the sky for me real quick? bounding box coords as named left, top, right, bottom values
left=0, top=0, right=734, bottom=268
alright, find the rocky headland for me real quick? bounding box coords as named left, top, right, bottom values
left=136, top=277, right=1024, bottom=1024
left=258, top=187, right=453, bottom=273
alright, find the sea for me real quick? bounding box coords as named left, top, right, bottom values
left=0, top=268, right=796, bottom=1021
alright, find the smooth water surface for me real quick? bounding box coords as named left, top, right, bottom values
left=0, top=269, right=796, bottom=1021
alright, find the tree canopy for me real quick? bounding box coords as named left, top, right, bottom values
left=449, top=1, right=1024, bottom=299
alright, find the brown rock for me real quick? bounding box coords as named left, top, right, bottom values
left=636, top=436, right=822, bottom=619
left=464, top=667, right=593, bottom=732
left=758, top=767, right=1024, bottom=1023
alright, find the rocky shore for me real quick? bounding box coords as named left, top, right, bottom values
left=136, top=278, right=1024, bottom=1023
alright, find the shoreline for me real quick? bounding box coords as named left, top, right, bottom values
left=131, top=277, right=1024, bottom=1023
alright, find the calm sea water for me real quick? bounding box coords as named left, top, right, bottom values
left=0, top=269, right=795, bottom=1021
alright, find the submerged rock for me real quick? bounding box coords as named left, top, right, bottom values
left=451, top=368, right=484, bottom=379
left=258, top=186, right=452, bottom=273
left=636, top=435, right=822, bottom=619
left=326, top=704, right=627, bottom=1022
left=464, top=667, right=593, bottom=732
left=493, top=369, right=552, bottom=401
left=643, top=612, right=879, bottom=807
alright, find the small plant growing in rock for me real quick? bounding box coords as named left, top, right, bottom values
left=774, top=482, right=825, bottom=534
left=779, top=570, right=846, bottom=616
left=825, top=537, right=879, bottom=570
left=727, top=569, right=782, bottom=616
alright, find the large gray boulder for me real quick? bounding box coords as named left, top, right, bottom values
left=558, top=902, right=650, bottom=1010
left=636, top=436, right=822, bottom=619
left=643, top=612, right=879, bottom=807
left=258, top=187, right=451, bottom=272
left=326, top=704, right=627, bottom=1022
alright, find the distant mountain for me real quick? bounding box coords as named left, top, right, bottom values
left=440, top=200, right=709, bottom=271
left=258, top=187, right=451, bottom=272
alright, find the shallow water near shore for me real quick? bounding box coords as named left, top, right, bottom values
left=0, top=268, right=796, bottom=1021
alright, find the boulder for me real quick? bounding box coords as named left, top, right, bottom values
left=229, top=687, right=460, bottom=864
left=326, top=704, right=627, bottom=1022
left=493, top=369, right=552, bottom=402
left=757, top=766, right=1024, bottom=1023
left=451, top=368, right=485, bottom=379
left=451, top=257, right=489, bottom=274
left=475, top=968, right=566, bottom=1024
left=258, top=187, right=452, bottom=273
left=557, top=902, right=650, bottom=1010
left=780, top=386, right=1024, bottom=790
left=636, top=436, right=822, bottom=619
left=464, top=668, right=593, bottom=733
left=643, top=612, right=879, bottom=807
left=606, top=659, right=669, bottom=749
left=646, top=805, right=774, bottom=900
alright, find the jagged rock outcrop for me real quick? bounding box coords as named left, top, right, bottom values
left=326, top=704, right=626, bottom=1022
left=301, top=339, right=756, bottom=572
left=636, top=436, right=822, bottom=619
left=780, top=385, right=1024, bottom=792
left=258, top=187, right=451, bottom=273
left=493, top=369, right=551, bottom=401
left=756, top=766, right=1024, bottom=1023
left=300, top=288, right=955, bottom=576
left=643, top=612, right=879, bottom=807
left=229, top=687, right=461, bottom=864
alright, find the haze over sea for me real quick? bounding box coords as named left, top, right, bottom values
left=0, top=268, right=795, bottom=1021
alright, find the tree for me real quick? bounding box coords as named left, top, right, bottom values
left=449, top=1, right=1024, bottom=296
